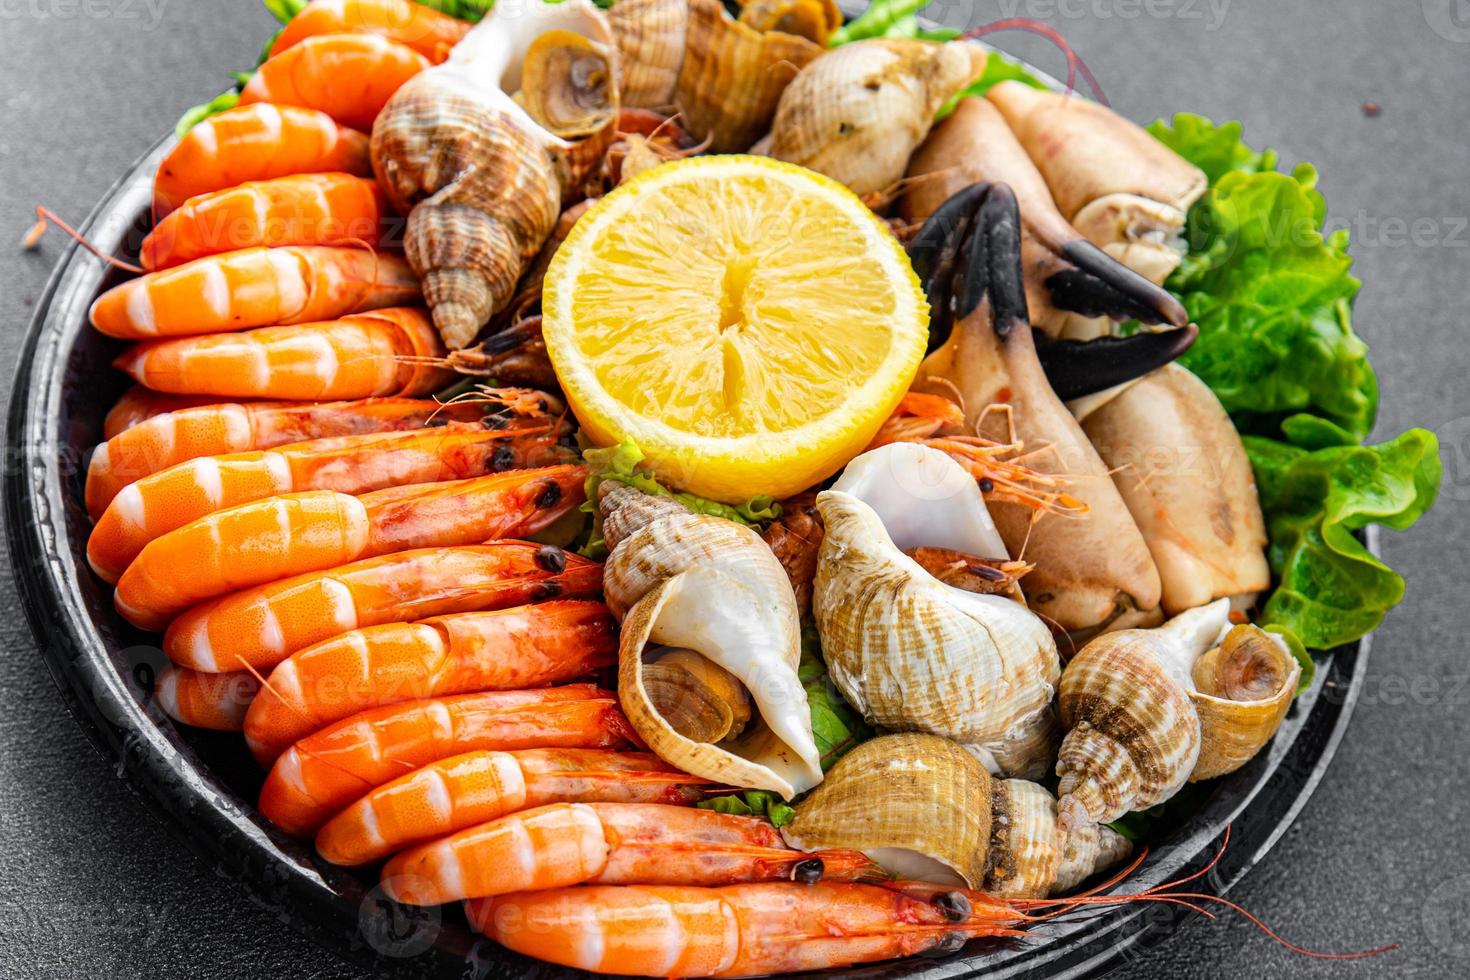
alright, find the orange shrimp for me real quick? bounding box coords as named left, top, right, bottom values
left=164, top=542, right=602, bottom=673
left=83, top=396, right=489, bottom=518
left=154, top=104, right=371, bottom=218
left=86, top=418, right=564, bottom=583
left=154, top=665, right=261, bottom=731
left=112, top=307, right=449, bottom=401
left=315, top=749, right=712, bottom=866
left=113, top=464, right=585, bottom=629
left=258, top=685, right=640, bottom=836
left=89, top=245, right=420, bottom=340
left=270, top=0, right=470, bottom=64
left=140, top=173, right=385, bottom=271
left=239, top=33, right=429, bottom=132
left=380, top=803, right=879, bottom=907
left=471, top=881, right=1030, bottom=977
left=102, top=387, right=225, bottom=439
left=244, top=600, right=616, bottom=762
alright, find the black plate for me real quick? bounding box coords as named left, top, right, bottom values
left=6, top=112, right=1374, bottom=980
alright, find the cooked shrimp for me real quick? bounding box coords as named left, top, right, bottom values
left=154, top=104, right=371, bottom=218
left=112, top=307, right=449, bottom=400
left=270, top=0, right=470, bottom=64
left=113, top=464, right=585, bottom=629
left=103, top=387, right=224, bottom=439
left=84, top=396, right=488, bottom=517
left=89, top=245, right=420, bottom=340
left=315, top=749, right=712, bottom=866
left=239, top=33, right=429, bottom=131
left=471, top=882, right=1029, bottom=977
left=140, top=174, right=385, bottom=271
left=243, top=600, right=615, bottom=761
left=154, top=665, right=261, bottom=731
left=165, top=542, right=601, bottom=672
left=258, top=685, right=640, bottom=836
left=86, top=417, right=564, bottom=583
left=381, top=803, right=879, bottom=906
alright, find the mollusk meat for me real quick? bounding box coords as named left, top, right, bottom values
left=737, top=0, right=842, bottom=45
left=1076, top=364, right=1270, bottom=616
left=987, top=81, right=1207, bottom=287
left=371, top=0, right=619, bottom=350
left=762, top=38, right=986, bottom=198
left=607, top=0, right=822, bottom=152
left=812, top=444, right=1061, bottom=779
left=782, top=733, right=1130, bottom=897
left=1055, top=599, right=1300, bottom=827
left=599, top=484, right=822, bottom=798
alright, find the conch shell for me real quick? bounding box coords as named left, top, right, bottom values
left=600, top=483, right=823, bottom=798
left=607, top=0, right=822, bottom=151
left=1055, top=599, right=1301, bottom=828
left=761, top=39, right=986, bottom=198
left=812, top=444, right=1061, bottom=779
left=987, top=81, right=1207, bottom=287
left=1076, top=364, right=1270, bottom=616
left=782, top=733, right=1130, bottom=898
left=372, top=0, right=619, bottom=349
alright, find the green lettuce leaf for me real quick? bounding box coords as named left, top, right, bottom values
left=1243, top=422, right=1441, bottom=649
left=262, top=0, right=306, bottom=22
left=579, top=439, right=780, bottom=557
left=799, top=622, right=872, bottom=769
left=1148, top=113, right=1278, bottom=184
left=1161, top=151, right=1377, bottom=442
left=696, top=790, right=796, bottom=827
left=828, top=0, right=932, bottom=46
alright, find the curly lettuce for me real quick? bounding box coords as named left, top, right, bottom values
left=1153, top=116, right=1440, bottom=647
left=1244, top=419, right=1440, bottom=649
left=1152, top=116, right=1376, bottom=442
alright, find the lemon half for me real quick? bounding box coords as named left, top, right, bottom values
left=543, top=155, right=929, bottom=503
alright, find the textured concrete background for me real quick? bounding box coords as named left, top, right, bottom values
left=1, top=1, right=1466, bottom=977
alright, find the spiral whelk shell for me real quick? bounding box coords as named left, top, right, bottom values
left=812, top=444, right=1061, bottom=779
left=599, top=483, right=823, bottom=798
left=763, top=38, right=986, bottom=198
left=782, top=733, right=1130, bottom=898
left=372, top=0, right=619, bottom=349
left=608, top=0, right=822, bottom=152
left=1056, top=599, right=1301, bottom=828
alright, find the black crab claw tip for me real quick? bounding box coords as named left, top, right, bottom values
left=1050, top=240, right=1190, bottom=327
left=907, top=181, right=1031, bottom=348
left=1035, top=323, right=1199, bottom=401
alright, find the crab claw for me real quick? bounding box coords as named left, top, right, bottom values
left=910, top=179, right=1164, bottom=637
left=903, top=97, right=1187, bottom=335
left=907, top=181, right=1029, bottom=349
left=1033, top=323, right=1198, bottom=401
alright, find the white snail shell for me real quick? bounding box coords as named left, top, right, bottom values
left=812, top=444, right=1061, bottom=779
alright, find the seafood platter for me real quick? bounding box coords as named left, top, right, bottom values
left=8, top=0, right=1441, bottom=976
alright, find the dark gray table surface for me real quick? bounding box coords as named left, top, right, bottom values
left=2, top=1, right=1466, bottom=977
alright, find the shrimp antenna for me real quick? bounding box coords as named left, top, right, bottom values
left=23, top=206, right=146, bottom=274
left=959, top=19, right=1109, bottom=106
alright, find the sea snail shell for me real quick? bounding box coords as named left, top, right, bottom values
left=1055, top=598, right=1301, bottom=828
left=763, top=38, right=987, bottom=198
left=782, top=733, right=1130, bottom=898
left=599, top=484, right=823, bottom=798
left=607, top=0, right=822, bottom=152
left=372, top=0, right=619, bottom=350
left=812, top=444, right=1062, bottom=779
